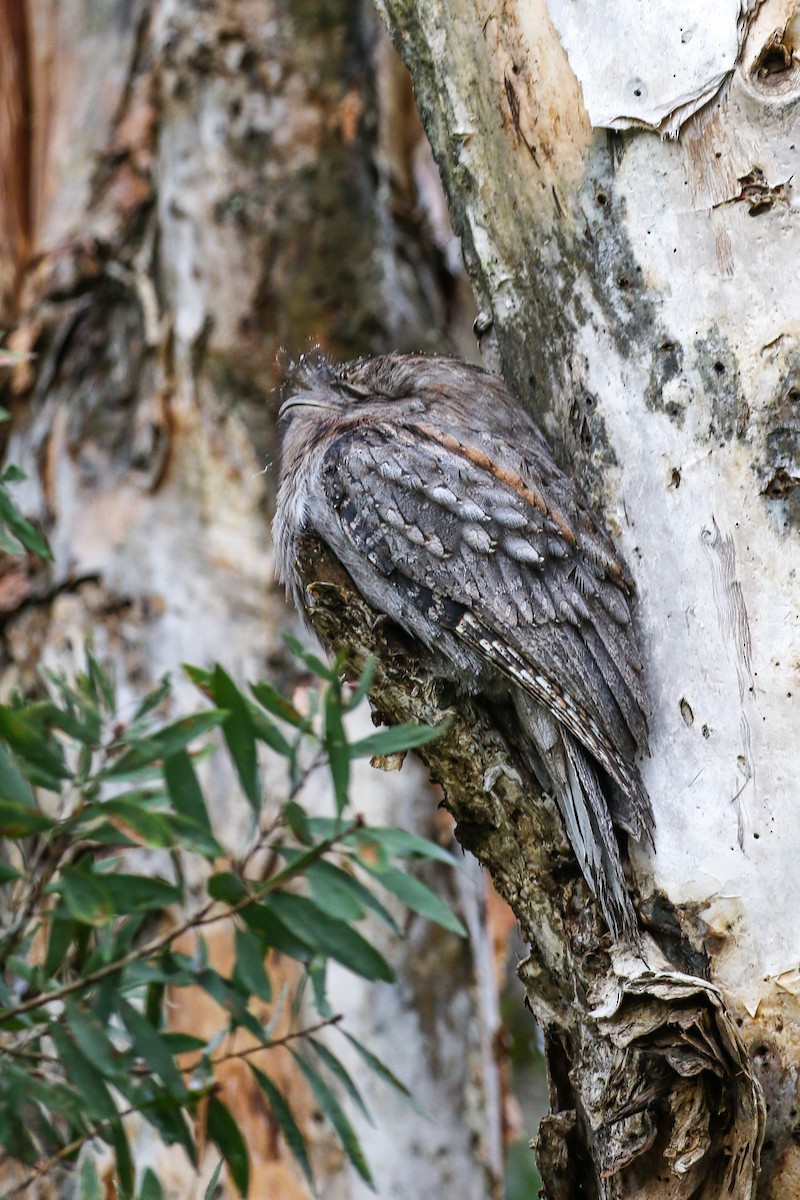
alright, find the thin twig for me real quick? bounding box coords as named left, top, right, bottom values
left=9, top=1015, right=345, bottom=1194
left=0, top=818, right=362, bottom=1024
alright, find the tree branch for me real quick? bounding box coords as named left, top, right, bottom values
left=295, top=535, right=764, bottom=1199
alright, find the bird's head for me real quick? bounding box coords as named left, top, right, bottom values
left=277, top=351, right=500, bottom=477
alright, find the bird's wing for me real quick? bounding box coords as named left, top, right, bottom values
left=316, top=419, right=648, bottom=799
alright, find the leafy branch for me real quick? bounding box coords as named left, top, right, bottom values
left=0, top=642, right=458, bottom=1199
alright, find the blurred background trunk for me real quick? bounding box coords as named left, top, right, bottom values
left=0, top=2, right=523, bottom=1196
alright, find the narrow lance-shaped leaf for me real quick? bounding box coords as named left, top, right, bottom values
left=282, top=633, right=338, bottom=681
left=79, top=1157, right=105, bottom=1200
left=116, top=996, right=187, bottom=1100
left=0, top=482, right=53, bottom=559
left=0, top=744, right=35, bottom=807
left=207, top=1096, right=250, bottom=1197
left=249, top=679, right=312, bottom=731
left=268, top=891, right=393, bottom=982
left=0, top=800, right=53, bottom=837
left=301, top=856, right=400, bottom=932
left=65, top=1000, right=125, bottom=1082
left=341, top=1029, right=426, bottom=1115
left=249, top=1064, right=314, bottom=1186
left=344, top=655, right=377, bottom=711
left=49, top=1024, right=118, bottom=1122
left=204, top=1160, right=223, bottom=1200
left=103, top=709, right=229, bottom=779
left=308, top=1036, right=372, bottom=1122
left=0, top=707, right=71, bottom=781
left=212, top=666, right=261, bottom=810
left=348, top=719, right=448, bottom=759
left=139, top=1167, right=165, bottom=1200
left=351, top=825, right=458, bottom=865
left=292, top=1050, right=374, bottom=1188
left=109, top=1117, right=135, bottom=1198
left=324, top=681, right=349, bottom=815
left=57, top=866, right=116, bottom=926
left=366, top=865, right=467, bottom=936
left=233, top=925, right=272, bottom=1001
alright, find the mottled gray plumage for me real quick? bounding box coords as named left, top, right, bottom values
left=274, top=353, right=652, bottom=939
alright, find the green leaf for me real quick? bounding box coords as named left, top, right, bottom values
left=204, top=1160, right=223, bottom=1200
left=79, top=1156, right=104, bottom=1200
left=341, top=1030, right=425, bottom=1115
left=249, top=681, right=311, bottom=731
left=0, top=743, right=36, bottom=807
left=0, top=706, right=70, bottom=781
left=65, top=1000, right=125, bottom=1080
left=46, top=701, right=102, bottom=745
left=324, top=682, right=349, bottom=814
left=344, top=656, right=377, bottom=711
left=183, top=663, right=213, bottom=692
left=133, top=674, right=171, bottom=722
left=304, top=860, right=364, bottom=921
left=104, top=710, right=228, bottom=778
left=139, top=1167, right=164, bottom=1200
left=245, top=700, right=293, bottom=757
left=59, top=867, right=116, bottom=926
left=160, top=1031, right=207, bottom=1054
left=249, top=1064, right=314, bottom=1185
left=0, top=482, right=52, bottom=559
left=303, top=858, right=399, bottom=931
left=0, top=799, right=53, bottom=836
left=269, top=892, right=393, bottom=982
left=44, top=910, right=77, bottom=976
left=137, top=1100, right=195, bottom=1163
left=283, top=633, right=338, bottom=681
left=0, top=523, right=24, bottom=555
left=368, top=866, right=466, bottom=936
left=351, top=825, right=457, bottom=865
left=292, top=1051, right=374, bottom=1187
left=109, top=1117, right=135, bottom=1197
left=117, top=997, right=187, bottom=1100
left=0, top=862, right=22, bottom=884
left=308, top=1036, right=371, bottom=1121
left=212, top=667, right=260, bottom=810
left=100, top=800, right=176, bottom=848
left=101, top=873, right=182, bottom=913
left=207, top=1096, right=249, bottom=1197
left=160, top=810, right=222, bottom=858
left=348, top=720, right=447, bottom=759
left=0, top=1107, right=37, bottom=1164
left=207, top=871, right=249, bottom=906
left=86, top=650, right=115, bottom=714
left=308, top=956, right=332, bottom=1019
left=233, top=926, right=272, bottom=1001
left=283, top=800, right=310, bottom=843
left=242, top=906, right=314, bottom=962
left=163, top=749, right=213, bottom=835
left=50, top=1023, right=118, bottom=1121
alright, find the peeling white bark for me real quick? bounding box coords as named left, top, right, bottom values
left=547, top=0, right=756, bottom=135
left=377, top=0, right=800, bottom=1193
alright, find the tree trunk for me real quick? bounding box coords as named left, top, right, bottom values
left=0, top=3, right=501, bottom=1198
left=367, top=0, right=800, bottom=1196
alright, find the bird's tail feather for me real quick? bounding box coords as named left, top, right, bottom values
left=518, top=703, right=638, bottom=941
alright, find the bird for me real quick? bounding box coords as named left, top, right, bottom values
left=273, top=352, right=652, bottom=940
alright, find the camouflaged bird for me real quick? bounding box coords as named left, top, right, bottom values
left=274, top=353, right=652, bottom=940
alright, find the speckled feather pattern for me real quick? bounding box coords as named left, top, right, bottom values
left=274, top=353, right=652, bottom=939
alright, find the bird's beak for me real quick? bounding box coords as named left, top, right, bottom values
left=278, top=393, right=337, bottom=420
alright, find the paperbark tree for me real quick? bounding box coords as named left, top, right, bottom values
left=345, top=0, right=798, bottom=1197
left=0, top=3, right=502, bottom=1198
